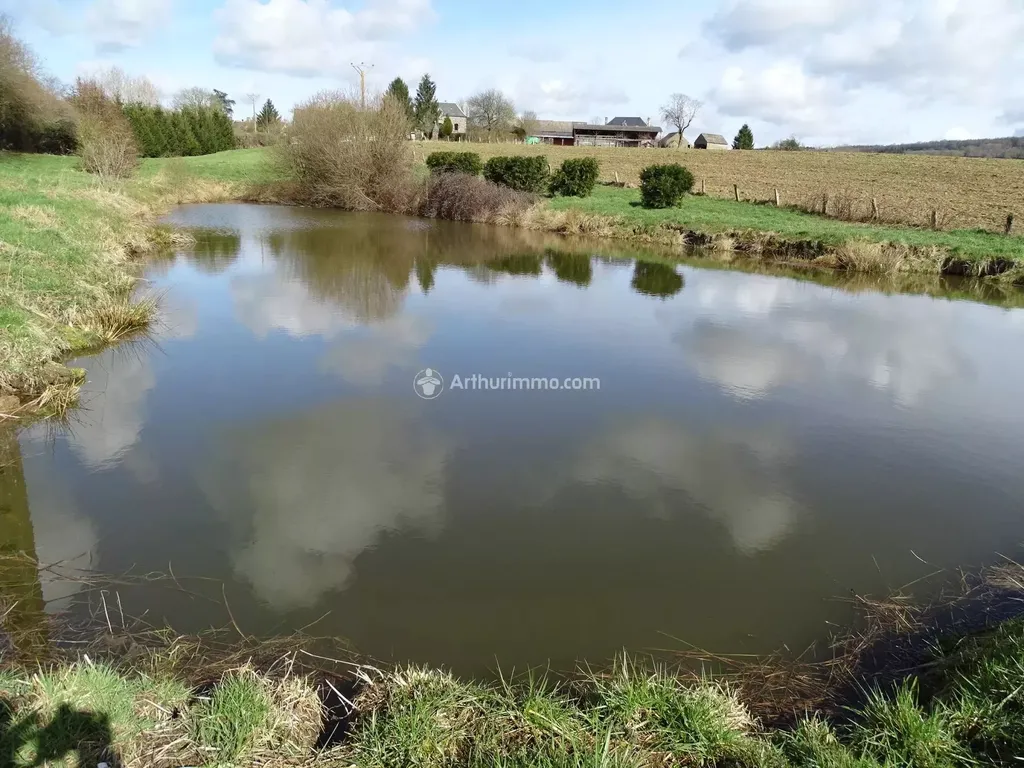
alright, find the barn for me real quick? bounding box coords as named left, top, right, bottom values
left=694, top=133, right=729, bottom=150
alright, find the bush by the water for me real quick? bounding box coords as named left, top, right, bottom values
left=483, top=155, right=550, bottom=193
left=123, top=104, right=235, bottom=158
left=549, top=157, right=600, bottom=197
left=282, top=92, right=415, bottom=212
left=71, top=80, right=139, bottom=178
left=425, top=151, right=482, bottom=176
left=420, top=172, right=534, bottom=223
left=640, top=163, right=695, bottom=208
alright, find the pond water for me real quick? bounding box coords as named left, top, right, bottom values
left=5, top=203, right=1024, bottom=676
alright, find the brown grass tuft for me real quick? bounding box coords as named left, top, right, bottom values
left=9, top=204, right=59, bottom=229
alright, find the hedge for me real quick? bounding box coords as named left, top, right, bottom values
left=482, top=155, right=550, bottom=193
left=639, top=163, right=694, bottom=208
left=425, top=151, right=483, bottom=176
left=549, top=157, right=600, bottom=197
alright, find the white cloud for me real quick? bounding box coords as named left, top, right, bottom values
left=673, top=275, right=981, bottom=408
left=213, top=0, right=434, bottom=76
left=573, top=420, right=799, bottom=554
left=943, top=126, right=975, bottom=141
left=709, top=62, right=837, bottom=131
left=200, top=401, right=448, bottom=608
left=68, top=349, right=156, bottom=469
left=86, top=0, right=172, bottom=51
left=706, top=0, right=861, bottom=50
left=702, top=0, right=1024, bottom=141
left=319, top=315, right=432, bottom=385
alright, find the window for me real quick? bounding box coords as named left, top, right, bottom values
left=454, top=122, right=459, bottom=131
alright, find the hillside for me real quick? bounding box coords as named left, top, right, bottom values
left=834, top=136, right=1024, bottom=159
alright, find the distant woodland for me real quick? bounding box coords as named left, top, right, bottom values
left=833, top=136, right=1024, bottom=159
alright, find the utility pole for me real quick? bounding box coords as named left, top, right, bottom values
left=351, top=62, right=373, bottom=109
left=245, top=92, right=260, bottom=133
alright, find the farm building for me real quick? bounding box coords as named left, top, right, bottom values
left=530, top=120, right=579, bottom=146
left=659, top=132, right=691, bottom=148
left=437, top=102, right=467, bottom=139
left=526, top=116, right=662, bottom=148
left=694, top=133, right=729, bottom=150
left=574, top=117, right=661, bottom=148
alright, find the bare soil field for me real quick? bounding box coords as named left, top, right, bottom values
left=414, top=142, right=1024, bottom=234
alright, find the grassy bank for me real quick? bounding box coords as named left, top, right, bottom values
left=2, top=609, right=1024, bottom=767
left=540, top=185, right=1024, bottom=279
left=0, top=151, right=274, bottom=416
left=418, top=141, right=1024, bottom=234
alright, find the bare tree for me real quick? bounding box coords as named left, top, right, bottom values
left=172, top=86, right=215, bottom=110
left=245, top=92, right=260, bottom=133
left=88, top=66, right=161, bottom=105
left=519, top=109, right=538, bottom=138
left=466, top=89, right=516, bottom=136
left=661, top=93, right=702, bottom=147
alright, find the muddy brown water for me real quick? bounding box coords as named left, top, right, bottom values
left=5, top=203, right=1024, bottom=677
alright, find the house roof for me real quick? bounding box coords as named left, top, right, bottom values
left=697, top=133, right=728, bottom=145
left=531, top=119, right=577, bottom=137
left=607, top=116, right=648, bottom=127
left=438, top=102, right=466, bottom=118
left=575, top=123, right=661, bottom=134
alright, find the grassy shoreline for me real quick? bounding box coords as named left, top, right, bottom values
left=0, top=151, right=275, bottom=418
left=2, top=568, right=1024, bottom=767
left=2, top=147, right=1023, bottom=417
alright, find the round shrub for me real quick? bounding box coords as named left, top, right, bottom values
left=549, top=157, right=600, bottom=197
left=482, top=155, right=550, bottom=193
left=639, top=163, right=695, bottom=209
left=425, top=151, right=482, bottom=176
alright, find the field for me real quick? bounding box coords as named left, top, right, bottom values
left=415, top=142, right=1024, bottom=233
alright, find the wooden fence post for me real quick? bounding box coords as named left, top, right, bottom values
left=821, top=193, right=829, bottom=215
left=931, top=210, right=938, bottom=230
left=1007, top=214, right=1015, bottom=235
left=733, top=184, right=740, bottom=202
left=701, top=178, right=706, bottom=195
left=774, top=188, right=780, bottom=207
left=871, top=197, right=879, bottom=220
left=614, top=171, right=619, bottom=184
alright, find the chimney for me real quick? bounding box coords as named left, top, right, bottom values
left=646, top=117, right=651, bottom=126
left=604, top=116, right=608, bottom=125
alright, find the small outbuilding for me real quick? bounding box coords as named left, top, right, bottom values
left=659, top=132, right=690, bottom=148
left=694, top=133, right=729, bottom=150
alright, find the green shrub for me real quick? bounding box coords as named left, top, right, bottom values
left=483, top=155, right=550, bottom=193
left=549, top=157, right=600, bottom=197
left=425, top=150, right=482, bottom=176
left=639, top=163, right=694, bottom=208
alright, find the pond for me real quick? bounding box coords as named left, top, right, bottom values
left=5, top=203, right=1024, bottom=676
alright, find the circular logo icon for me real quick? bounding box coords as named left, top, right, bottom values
left=413, top=368, right=444, bottom=399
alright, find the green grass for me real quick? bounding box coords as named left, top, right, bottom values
left=548, top=186, right=1024, bottom=263
left=3, top=619, right=1024, bottom=767
left=192, top=670, right=273, bottom=764
left=0, top=150, right=264, bottom=410
left=138, top=147, right=286, bottom=185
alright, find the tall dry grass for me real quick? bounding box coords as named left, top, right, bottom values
left=281, top=92, right=415, bottom=212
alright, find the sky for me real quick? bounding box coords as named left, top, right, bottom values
left=3, top=0, right=1024, bottom=146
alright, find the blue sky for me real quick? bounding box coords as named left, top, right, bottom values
left=4, top=0, right=1023, bottom=146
